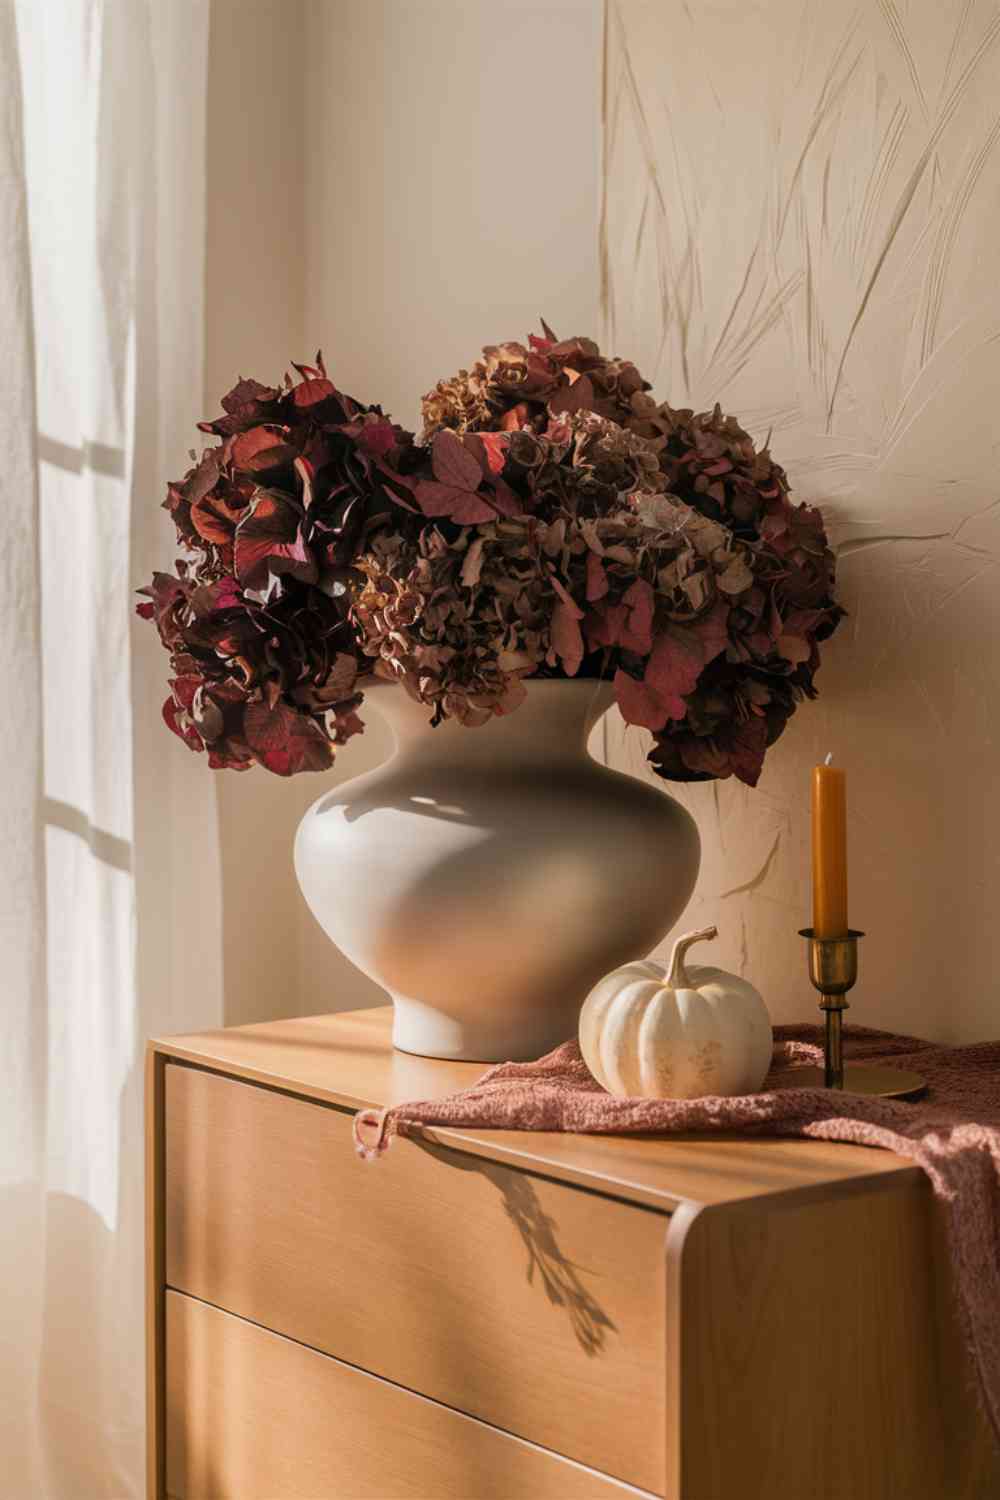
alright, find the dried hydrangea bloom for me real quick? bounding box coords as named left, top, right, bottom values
left=140, top=329, right=842, bottom=786
left=421, top=325, right=649, bottom=440
left=137, top=357, right=421, bottom=774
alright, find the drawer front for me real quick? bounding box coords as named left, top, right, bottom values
left=165, top=1063, right=666, bottom=1492
left=166, top=1291, right=652, bottom=1500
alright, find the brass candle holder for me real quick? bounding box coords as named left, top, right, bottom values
left=795, top=928, right=926, bottom=1099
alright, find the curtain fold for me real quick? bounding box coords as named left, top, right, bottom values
left=1, top=3, right=222, bottom=1494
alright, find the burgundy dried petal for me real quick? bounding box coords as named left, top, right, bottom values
left=190, top=489, right=246, bottom=546
left=465, top=431, right=509, bottom=477
left=644, top=602, right=730, bottom=721
left=293, top=377, right=337, bottom=408
left=144, top=335, right=841, bottom=784
left=414, top=481, right=496, bottom=524
left=490, top=478, right=523, bottom=518
left=613, top=669, right=669, bottom=732
left=243, top=700, right=336, bottom=775
left=619, top=578, right=654, bottom=655
left=353, top=419, right=398, bottom=458
left=499, top=403, right=530, bottom=431
left=229, top=426, right=295, bottom=471
left=163, top=678, right=206, bottom=753
left=184, top=449, right=223, bottom=507
left=432, top=430, right=484, bottom=490
left=551, top=599, right=584, bottom=676
left=586, top=553, right=609, bottom=602
left=223, top=377, right=280, bottom=415
left=199, top=377, right=282, bottom=436
left=584, top=601, right=626, bottom=652
left=234, top=490, right=317, bottom=592
left=548, top=374, right=595, bottom=417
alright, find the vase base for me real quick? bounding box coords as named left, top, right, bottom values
left=390, top=993, right=577, bottom=1064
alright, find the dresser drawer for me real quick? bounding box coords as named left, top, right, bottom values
left=166, top=1290, right=652, bottom=1499
left=164, top=1062, right=666, bottom=1492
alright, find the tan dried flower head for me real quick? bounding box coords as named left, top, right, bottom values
left=140, top=329, right=842, bottom=786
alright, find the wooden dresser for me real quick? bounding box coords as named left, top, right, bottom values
left=147, top=1006, right=998, bottom=1500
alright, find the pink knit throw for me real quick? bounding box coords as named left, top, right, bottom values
left=355, top=1023, right=1000, bottom=1443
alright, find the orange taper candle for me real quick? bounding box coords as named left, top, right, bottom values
left=811, top=758, right=848, bottom=938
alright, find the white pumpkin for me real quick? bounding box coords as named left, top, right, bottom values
left=579, top=926, right=772, bottom=1099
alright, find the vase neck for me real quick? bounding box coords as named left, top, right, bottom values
left=366, top=679, right=613, bottom=770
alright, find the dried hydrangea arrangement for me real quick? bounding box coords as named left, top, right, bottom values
left=139, top=328, right=842, bottom=786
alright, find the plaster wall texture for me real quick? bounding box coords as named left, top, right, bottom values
left=602, top=0, right=1000, bottom=1039
left=205, top=0, right=996, bottom=1041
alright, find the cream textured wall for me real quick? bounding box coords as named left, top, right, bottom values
left=301, top=0, right=603, bottom=430
left=602, top=0, right=1000, bottom=1040
left=206, top=0, right=602, bottom=1022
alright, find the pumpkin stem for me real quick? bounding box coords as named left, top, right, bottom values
left=667, top=925, right=719, bottom=987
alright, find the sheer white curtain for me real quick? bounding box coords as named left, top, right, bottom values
left=1, top=3, right=222, bottom=1495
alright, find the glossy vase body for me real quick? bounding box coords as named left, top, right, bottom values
left=294, top=680, right=700, bottom=1061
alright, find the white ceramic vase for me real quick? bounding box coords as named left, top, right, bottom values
left=294, top=679, right=700, bottom=1061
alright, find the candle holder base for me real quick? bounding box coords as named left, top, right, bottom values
left=781, top=1063, right=926, bottom=1099
left=797, top=928, right=926, bottom=1100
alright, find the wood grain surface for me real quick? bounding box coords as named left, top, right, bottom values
left=165, top=1291, right=654, bottom=1500
left=165, top=1060, right=666, bottom=1491
left=666, top=1183, right=1000, bottom=1500
left=154, top=1005, right=920, bottom=1212
left=148, top=1006, right=1000, bottom=1500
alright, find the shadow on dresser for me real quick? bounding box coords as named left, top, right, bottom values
left=410, top=1137, right=619, bottom=1356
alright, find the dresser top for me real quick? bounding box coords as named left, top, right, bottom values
left=152, top=1005, right=920, bottom=1213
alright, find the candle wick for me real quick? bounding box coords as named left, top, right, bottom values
left=824, top=752, right=833, bottom=766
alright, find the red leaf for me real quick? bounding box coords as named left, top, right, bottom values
left=586, top=552, right=608, bottom=602
left=584, top=602, right=626, bottom=651
left=549, top=573, right=583, bottom=617
left=293, top=377, right=337, bottom=408
left=468, top=431, right=509, bottom=476
left=199, top=379, right=281, bottom=436
left=679, top=718, right=768, bottom=787
left=190, top=489, right=246, bottom=546
left=234, top=490, right=317, bottom=592
left=548, top=375, right=595, bottom=417
left=490, top=478, right=523, bottom=518
left=620, top=578, right=654, bottom=655
left=230, top=426, right=292, bottom=471
left=183, top=448, right=222, bottom=507
left=162, top=686, right=204, bottom=752
left=729, top=719, right=768, bottom=786
left=613, top=670, right=669, bottom=731
left=500, top=403, right=530, bottom=431
left=222, top=377, right=280, bottom=416
left=644, top=601, right=730, bottom=721
left=414, top=482, right=496, bottom=524
left=190, top=575, right=242, bottom=616
left=431, top=430, right=483, bottom=491
left=551, top=601, right=584, bottom=676
left=243, top=700, right=335, bottom=775
left=353, top=419, right=398, bottom=458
